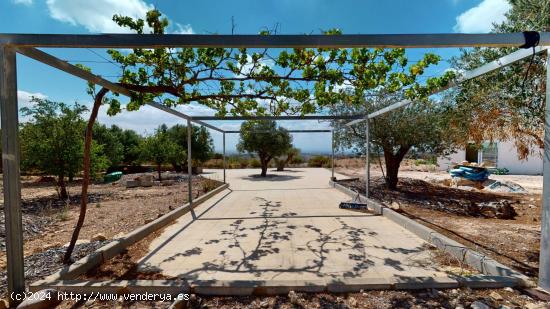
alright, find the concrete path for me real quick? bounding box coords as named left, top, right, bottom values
left=137, top=168, right=449, bottom=282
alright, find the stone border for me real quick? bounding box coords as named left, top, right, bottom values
left=30, top=275, right=524, bottom=295
left=32, top=183, right=229, bottom=286
left=330, top=180, right=535, bottom=287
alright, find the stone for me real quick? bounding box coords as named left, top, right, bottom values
left=125, top=180, right=140, bottom=188
left=490, top=291, right=504, bottom=301
left=470, top=301, right=490, bottom=309
left=288, top=291, right=299, bottom=305
left=162, top=180, right=175, bottom=186
left=348, top=297, right=358, bottom=307
left=90, top=233, right=107, bottom=242
left=390, top=201, right=400, bottom=210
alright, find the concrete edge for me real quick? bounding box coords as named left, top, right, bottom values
left=33, top=183, right=230, bottom=286
left=30, top=276, right=525, bottom=295
left=329, top=180, right=535, bottom=288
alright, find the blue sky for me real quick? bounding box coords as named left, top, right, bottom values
left=1, top=0, right=512, bottom=153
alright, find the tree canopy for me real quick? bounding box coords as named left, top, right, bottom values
left=237, top=120, right=293, bottom=177
left=90, top=10, right=455, bottom=118
left=140, top=125, right=184, bottom=181
left=331, top=92, right=465, bottom=189
left=165, top=124, right=214, bottom=168
left=451, top=0, right=549, bottom=159
left=20, top=98, right=109, bottom=199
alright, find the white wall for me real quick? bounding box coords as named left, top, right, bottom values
left=437, top=150, right=466, bottom=171
left=496, top=141, right=542, bottom=175
left=437, top=141, right=543, bottom=175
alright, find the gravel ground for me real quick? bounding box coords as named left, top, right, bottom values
left=0, top=240, right=110, bottom=297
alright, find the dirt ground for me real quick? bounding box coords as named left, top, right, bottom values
left=334, top=158, right=544, bottom=277
left=0, top=172, right=221, bottom=297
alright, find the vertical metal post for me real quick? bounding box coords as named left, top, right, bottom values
left=539, top=49, right=550, bottom=291
left=331, top=129, right=335, bottom=180
left=365, top=119, right=370, bottom=198
left=187, top=120, right=196, bottom=219
left=222, top=132, right=226, bottom=184
left=1, top=45, right=25, bottom=304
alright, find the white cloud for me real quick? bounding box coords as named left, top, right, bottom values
left=235, top=55, right=275, bottom=78
left=17, top=90, right=47, bottom=122
left=454, top=0, right=511, bottom=33
left=12, top=0, right=33, bottom=6
left=173, top=23, right=194, bottom=35
left=18, top=90, right=47, bottom=109
left=45, top=0, right=193, bottom=34
left=96, top=102, right=216, bottom=135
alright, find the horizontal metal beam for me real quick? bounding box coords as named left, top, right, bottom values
left=146, top=102, right=224, bottom=132
left=224, top=129, right=332, bottom=133
left=2, top=33, right=550, bottom=48
left=15, top=47, right=131, bottom=96
left=347, top=45, right=550, bottom=126
left=192, top=115, right=364, bottom=121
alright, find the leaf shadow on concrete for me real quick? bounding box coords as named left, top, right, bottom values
left=139, top=195, right=436, bottom=282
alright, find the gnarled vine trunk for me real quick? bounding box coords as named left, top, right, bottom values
left=63, top=88, right=108, bottom=263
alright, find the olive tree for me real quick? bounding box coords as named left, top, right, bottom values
left=237, top=120, right=293, bottom=177
left=331, top=92, right=465, bottom=190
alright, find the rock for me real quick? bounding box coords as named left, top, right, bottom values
left=348, top=297, right=357, bottom=307
left=162, top=180, right=175, bottom=186
left=503, top=287, right=515, bottom=293
left=16, top=289, right=61, bottom=309
left=259, top=300, right=269, bottom=308
left=490, top=291, right=504, bottom=301
left=144, top=218, right=154, bottom=224
left=288, top=291, right=300, bottom=305
left=390, top=201, right=400, bottom=210
left=90, top=233, right=107, bottom=242
left=125, top=180, right=140, bottom=188
left=471, top=301, right=490, bottom=309
left=498, top=305, right=512, bottom=309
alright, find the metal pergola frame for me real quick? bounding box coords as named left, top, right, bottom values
left=1, top=33, right=550, bottom=303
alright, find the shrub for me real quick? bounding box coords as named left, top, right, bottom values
left=250, top=158, right=261, bottom=168
left=308, top=155, right=331, bottom=167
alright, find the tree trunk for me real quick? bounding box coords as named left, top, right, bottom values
left=260, top=155, right=269, bottom=177
left=260, top=162, right=268, bottom=177
left=382, top=145, right=411, bottom=190
left=157, top=163, right=162, bottom=181
left=58, top=174, right=68, bottom=200
left=64, top=88, right=108, bottom=264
